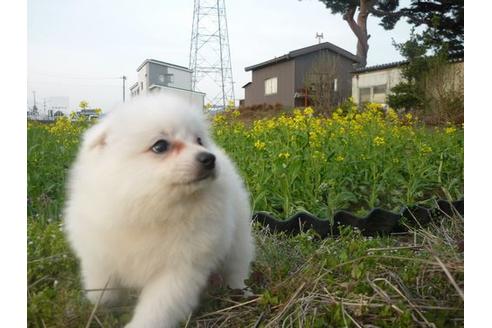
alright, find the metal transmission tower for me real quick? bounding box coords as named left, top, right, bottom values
left=189, top=0, right=235, bottom=110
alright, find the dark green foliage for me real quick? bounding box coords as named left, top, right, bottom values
left=318, top=0, right=463, bottom=51
left=387, top=32, right=464, bottom=123
left=387, top=81, right=423, bottom=110
left=387, top=33, right=436, bottom=111
left=318, top=0, right=400, bottom=25
left=400, top=0, right=464, bottom=52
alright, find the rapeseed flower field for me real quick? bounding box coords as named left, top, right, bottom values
left=27, top=103, right=464, bottom=327
left=212, top=103, right=463, bottom=219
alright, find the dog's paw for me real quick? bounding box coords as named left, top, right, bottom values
left=208, top=272, right=224, bottom=288
left=242, top=287, right=254, bottom=298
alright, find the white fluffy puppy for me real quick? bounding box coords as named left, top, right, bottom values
left=64, top=94, right=255, bottom=328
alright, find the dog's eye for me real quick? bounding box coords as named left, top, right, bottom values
left=197, top=137, right=203, bottom=146
left=151, top=140, right=169, bottom=154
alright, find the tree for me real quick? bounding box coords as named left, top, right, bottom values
left=315, top=0, right=401, bottom=67
left=381, top=0, right=463, bottom=52
left=314, top=0, right=463, bottom=66
left=387, top=32, right=463, bottom=124
left=79, top=100, right=89, bottom=109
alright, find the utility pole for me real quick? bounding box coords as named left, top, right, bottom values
left=122, top=76, right=127, bottom=102
left=32, top=91, right=38, bottom=114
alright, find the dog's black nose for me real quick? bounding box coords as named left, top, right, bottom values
left=196, top=152, right=216, bottom=170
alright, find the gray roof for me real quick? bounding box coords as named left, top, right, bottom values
left=244, top=42, right=361, bottom=72
left=352, top=60, right=408, bottom=74
left=353, top=50, right=464, bottom=74
left=137, top=59, right=192, bottom=72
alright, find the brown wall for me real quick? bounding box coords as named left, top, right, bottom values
left=244, top=60, right=295, bottom=107
left=294, top=51, right=356, bottom=106
left=245, top=51, right=358, bottom=108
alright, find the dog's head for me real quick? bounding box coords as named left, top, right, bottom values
left=79, top=94, right=221, bottom=205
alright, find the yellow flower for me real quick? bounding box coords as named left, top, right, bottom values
left=278, top=152, right=290, bottom=159
left=303, top=107, right=314, bottom=116
left=386, top=108, right=398, bottom=121
left=335, top=155, right=345, bottom=162
left=420, top=143, right=432, bottom=154
left=213, top=114, right=226, bottom=124
left=445, top=127, right=456, bottom=134
left=312, top=151, right=327, bottom=161
left=254, top=140, right=266, bottom=150
left=373, top=136, right=386, bottom=146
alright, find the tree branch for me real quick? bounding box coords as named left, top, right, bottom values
left=343, top=6, right=364, bottom=41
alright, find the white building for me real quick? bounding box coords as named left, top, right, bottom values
left=130, top=59, right=205, bottom=108
left=352, top=62, right=404, bottom=105
left=352, top=52, right=464, bottom=105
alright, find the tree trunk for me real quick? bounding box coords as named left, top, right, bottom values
left=343, top=0, right=371, bottom=67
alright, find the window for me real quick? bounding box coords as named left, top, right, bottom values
left=333, top=78, right=338, bottom=92
left=264, top=77, right=278, bottom=95
left=372, top=84, right=387, bottom=103
left=165, top=74, right=174, bottom=84
left=159, top=74, right=175, bottom=84
left=359, top=88, right=371, bottom=103
left=359, top=84, right=387, bottom=103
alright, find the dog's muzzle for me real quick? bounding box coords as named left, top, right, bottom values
left=196, top=152, right=216, bottom=171
left=191, top=152, right=216, bottom=183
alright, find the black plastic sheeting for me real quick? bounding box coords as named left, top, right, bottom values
left=252, top=199, right=463, bottom=238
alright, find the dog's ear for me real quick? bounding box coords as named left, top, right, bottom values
left=83, top=121, right=108, bottom=150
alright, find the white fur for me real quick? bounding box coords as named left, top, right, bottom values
left=64, top=94, right=255, bottom=328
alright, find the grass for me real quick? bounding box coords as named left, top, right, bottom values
left=27, top=103, right=464, bottom=327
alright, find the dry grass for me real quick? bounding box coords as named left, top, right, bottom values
left=185, top=213, right=464, bottom=328
left=27, top=210, right=463, bottom=327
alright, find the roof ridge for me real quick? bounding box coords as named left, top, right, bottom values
left=137, top=59, right=192, bottom=72
left=245, top=42, right=360, bottom=72
left=353, top=52, right=464, bottom=73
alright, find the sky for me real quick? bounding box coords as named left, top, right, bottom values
left=28, top=0, right=413, bottom=113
